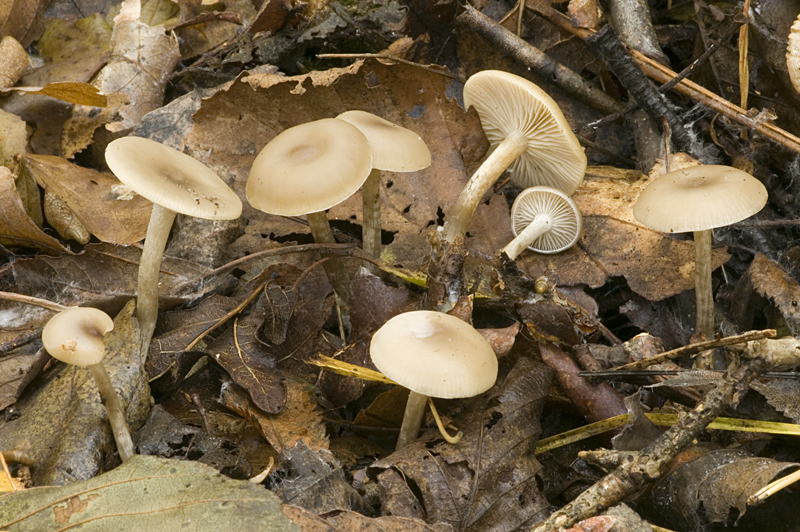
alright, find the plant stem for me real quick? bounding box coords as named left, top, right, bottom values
left=502, top=215, right=551, bottom=260
left=396, top=390, right=429, bottom=449
left=137, top=203, right=177, bottom=358
left=307, top=210, right=352, bottom=301
left=361, top=168, right=382, bottom=273
left=88, top=363, right=135, bottom=462
left=442, top=131, right=528, bottom=243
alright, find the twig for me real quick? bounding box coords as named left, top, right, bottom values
left=200, top=243, right=358, bottom=280
left=316, top=53, right=462, bottom=81
left=0, top=292, right=68, bottom=312
left=610, top=329, right=775, bottom=371
left=456, top=6, right=624, bottom=116
left=538, top=9, right=800, bottom=155
left=531, top=356, right=765, bottom=531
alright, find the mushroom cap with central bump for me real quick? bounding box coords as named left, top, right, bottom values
left=370, top=310, right=498, bottom=399
left=42, top=307, right=114, bottom=367
left=633, top=165, right=767, bottom=233
left=106, top=137, right=242, bottom=220
left=462, top=70, right=586, bottom=195
left=247, top=118, right=373, bottom=216
left=335, top=110, right=431, bottom=172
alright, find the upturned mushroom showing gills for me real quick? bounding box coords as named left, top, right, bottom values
left=442, top=70, right=586, bottom=244
left=335, top=110, right=431, bottom=264
left=370, top=310, right=498, bottom=450
left=633, top=165, right=767, bottom=341
left=247, top=118, right=372, bottom=302
left=105, top=137, right=242, bottom=357
left=42, top=307, right=135, bottom=462
left=502, top=186, right=582, bottom=260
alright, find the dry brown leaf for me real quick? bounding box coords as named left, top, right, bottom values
left=0, top=0, right=48, bottom=46
left=284, top=504, right=455, bottom=532
left=27, top=154, right=152, bottom=244
left=0, top=36, right=28, bottom=89
left=0, top=166, right=66, bottom=251
left=3, top=82, right=108, bottom=107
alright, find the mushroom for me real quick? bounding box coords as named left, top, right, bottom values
left=633, top=165, right=767, bottom=341
left=443, top=70, right=586, bottom=244
left=370, top=310, right=498, bottom=449
left=335, top=110, right=431, bottom=263
left=105, top=137, right=242, bottom=356
left=246, top=118, right=372, bottom=302
left=502, top=186, right=582, bottom=260
left=41, top=307, right=135, bottom=462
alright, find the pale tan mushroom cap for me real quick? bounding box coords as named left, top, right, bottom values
left=463, top=70, right=586, bottom=195
left=633, top=165, right=767, bottom=233
left=106, top=137, right=242, bottom=220
left=511, top=186, right=582, bottom=253
left=370, top=311, right=498, bottom=399
left=336, top=110, right=431, bottom=172
left=247, top=118, right=373, bottom=216
left=42, top=307, right=114, bottom=366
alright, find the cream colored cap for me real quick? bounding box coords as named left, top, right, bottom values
left=336, top=110, right=431, bottom=172
left=633, top=165, right=767, bottom=233
left=463, top=70, right=586, bottom=195
left=370, top=311, right=498, bottom=399
left=247, top=118, right=373, bottom=216
left=106, top=137, right=242, bottom=220
left=511, top=186, right=582, bottom=253
left=42, top=307, right=114, bottom=366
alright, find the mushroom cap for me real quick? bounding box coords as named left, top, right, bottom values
left=370, top=310, right=498, bottom=399
left=633, top=165, right=767, bottom=233
left=462, top=70, right=586, bottom=195
left=336, top=110, right=431, bottom=172
left=247, top=118, right=373, bottom=216
left=42, top=307, right=114, bottom=367
left=511, top=186, right=582, bottom=253
left=106, top=137, right=242, bottom=220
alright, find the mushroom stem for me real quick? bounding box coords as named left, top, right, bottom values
left=694, top=229, right=714, bottom=340
left=396, top=390, right=429, bottom=449
left=443, top=131, right=529, bottom=243
left=362, top=168, right=382, bottom=273
left=501, top=215, right=551, bottom=260
left=137, top=203, right=177, bottom=357
left=88, top=363, right=135, bottom=462
left=306, top=210, right=352, bottom=301
left=428, top=397, right=462, bottom=444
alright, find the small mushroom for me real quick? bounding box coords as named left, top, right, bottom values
left=443, top=70, right=586, bottom=243
left=105, top=137, right=242, bottom=356
left=633, top=165, right=767, bottom=341
left=335, top=110, right=431, bottom=263
left=41, top=307, right=135, bottom=462
left=502, top=186, right=582, bottom=260
left=247, top=118, right=372, bottom=302
left=370, top=310, right=498, bottom=449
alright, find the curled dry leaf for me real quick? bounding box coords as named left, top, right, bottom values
left=0, top=166, right=66, bottom=251
left=0, top=36, right=28, bottom=89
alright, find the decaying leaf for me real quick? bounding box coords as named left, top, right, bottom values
left=3, top=82, right=108, bottom=107
left=0, top=454, right=297, bottom=531
left=27, top=154, right=152, bottom=245
left=371, top=358, right=553, bottom=532
left=284, top=504, right=454, bottom=532
left=731, top=253, right=800, bottom=335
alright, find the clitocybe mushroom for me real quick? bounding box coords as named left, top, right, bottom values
left=247, top=118, right=372, bottom=302
left=502, top=186, right=582, bottom=259
left=370, top=310, right=498, bottom=449
left=443, top=70, right=586, bottom=244
left=335, top=110, right=431, bottom=263
left=105, top=137, right=242, bottom=357
left=41, top=307, right=135, bottom=462
left=633, top=165, right=767, bottom=341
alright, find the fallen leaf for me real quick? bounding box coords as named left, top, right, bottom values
left=27, top=154, right=152, bottom=245
left=0, top=455, right=297, bottom=531
left=0, top=166, right=66, bottom=251
left=731, top=253, right=800, bottom=335
left=3, top=82, right=108, bottom=107
left=284, top=504, right=454, bottom=531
